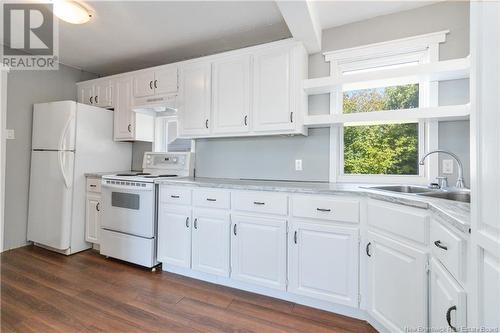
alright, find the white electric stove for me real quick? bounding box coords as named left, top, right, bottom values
left=100, top=152, right=194, bottom=268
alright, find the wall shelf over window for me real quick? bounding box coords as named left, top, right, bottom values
left=303, top=57, right=470, bottom=95
left=304, top=104, right=470, bottom=127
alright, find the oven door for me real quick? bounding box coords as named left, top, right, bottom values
left=101, top=181, right=155, bottom=238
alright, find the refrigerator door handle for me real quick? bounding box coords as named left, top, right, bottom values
left=58, top=150, right=71, bottom=189
left=59, top=113, right=75, bottom=152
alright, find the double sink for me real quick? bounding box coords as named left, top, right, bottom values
left=369, top=185, right=471, bottom=203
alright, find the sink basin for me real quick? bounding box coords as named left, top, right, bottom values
left=418, top=190, right=471, bottom=203
left=369, top=185, right=436, bottom=194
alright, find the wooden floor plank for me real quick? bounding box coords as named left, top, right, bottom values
left=1, top=246, right=377, bottom=333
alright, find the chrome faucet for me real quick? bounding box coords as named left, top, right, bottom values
left=419, top=150, right=465, bottom=188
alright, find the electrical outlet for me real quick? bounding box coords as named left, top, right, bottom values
left=5, top=129, right=15, bottom=140
left=295, top=159, right=303, bottom=171
left=442, top=159, right=454, bottom=174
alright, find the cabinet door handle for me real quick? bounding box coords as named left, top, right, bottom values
left=294, top=231, right=298, bottom=244
left=244, top=115, right=248, bottom=126
left=205, top=119, right=209, bottom=129
left=434, top=240, right=448, bottom=251
left=154, top=80, right=158, bottom=89
left=290, top=112, right=294, bottom=123
left=96, top=202, right=100, bottom=212
left=128, top=124, right=132, bottom=133
left=149, top=81, right=153, bottom=90
left=89, top=96, right=93, bottom=104
left=316, top=208, right=331, bottom=212
left=366, top=242, right=372, bottom=257
left=171, top=195, right=180, bottom=199
left=185, top=217, right=189, bottom=228
left=206, top=198, right=216, bottom=202
left=233, top=224, right=237, bottom=236
left=95, top=95, right=98, bottom=104
left=253, top=201, right=265, bottom=205
left=446, top=305, right=457, bottom=332
left=194, top=218, right=198, bottom=230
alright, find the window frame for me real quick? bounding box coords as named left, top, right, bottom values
left=325, top=32, right=446, bottom=184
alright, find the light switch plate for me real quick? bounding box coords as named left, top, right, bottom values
left=5, top=129, right=15, bottom=140
left=295, top=159, right=303, bottom=171
left=442, top=159, right=454, bottom=174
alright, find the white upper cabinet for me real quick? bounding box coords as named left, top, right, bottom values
left=253, top=46, right=295, bottom=133
left=289, top=221, right=359, bottom=307
left=133, top=71, right=155, bottom=98
left=366, top=231, right=427, bottom=332
left=78, top=82, right=94, bottom=105
left=78, top=80, right=112, bottom=108
left=178, top=61, right=212, bottom=136
left=114, top=76, right=134, bottom=140
left=212, top=55, right=251, bottom=135
left=133, top=66, right=178, bottom=98
left=231, top=215, right=287, bottom=290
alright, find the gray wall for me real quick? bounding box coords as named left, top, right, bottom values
left=194, top=1, right=470, bottom=183
left=4, top=65, right=97, bottom=250
left=132, top=141, right=153, bottom=171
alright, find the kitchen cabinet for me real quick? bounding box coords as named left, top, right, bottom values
left=212, top=55, right=251, bottom=135
left=157, top=204, right=192, bottom=268
left=366, top=231, right=427, bottom=332
left=253, top=46, right=295, bottom=133
left=429, top=258, right=466, bottom=332
left=85, top=177, right=102, bottom=244
left=114, top=76, right=154, bottom=142
left=191, top=209, right=230, bottom=277
left=231, top=215, right=287, bottom=290
left=289, top=221, right=359, bottom=306
left=178, top=62, right=212, bottom=136
left=133, top=66, right=178, bottom=98
left=77, top=80, right=112, bottom=108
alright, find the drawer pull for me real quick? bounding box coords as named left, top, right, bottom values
left=185, top=217, right=189, bottom=228
left=366, top=242, right=372, bottom=257
left=170, top=195, right=180, bottom=199
left=206, top=198, right=217, bottom=202
left=316, top=208, right=332, bottom=212
left=434, top=240, right=448, bottom=251
left=446, top=305, right=457, bottom=332
left=253, top=201, right=265, bottom=205
left=89, top=184, right=97, bottom=188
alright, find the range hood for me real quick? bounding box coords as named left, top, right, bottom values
left=132, top=93, right=177, bottom=116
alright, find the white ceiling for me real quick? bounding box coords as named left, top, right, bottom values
left=313, top=1, right=440, bottom=30
left=57, top=1, right=290, bottom=75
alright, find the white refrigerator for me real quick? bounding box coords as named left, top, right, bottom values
left=27, top=101, right=132, bottom=254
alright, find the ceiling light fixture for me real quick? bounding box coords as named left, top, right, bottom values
left=53, top=0, right=93, bottom=24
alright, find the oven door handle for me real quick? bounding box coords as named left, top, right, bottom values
left=101, top=183, right=153, bottom=191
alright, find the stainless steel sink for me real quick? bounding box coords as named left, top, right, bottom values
left=369, top=185, right=436, bottom=194
left=418, top=190, right=471, bottom=203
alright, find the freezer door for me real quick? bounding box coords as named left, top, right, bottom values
left=27, top=150, right=75, bottom=250
left=32, top=101, right=76, bottom=150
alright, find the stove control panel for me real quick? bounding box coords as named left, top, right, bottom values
left=142, top=152, right=194, bottom=177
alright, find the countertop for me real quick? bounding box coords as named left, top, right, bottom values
left=155, top=177, right=470, bottom=233
left=85, top=171, right=133, bottom=178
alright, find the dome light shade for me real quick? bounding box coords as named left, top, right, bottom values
left=53, top=1, right=92, bottom=24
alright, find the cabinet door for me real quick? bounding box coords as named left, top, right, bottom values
left=133, top=71, right=155, bottom=98
left=253, top=47, right=294, bottom=132
left=212, top=55, right=251, bottom=134
left=178, top=62, right=211, bottom=136
left=114, top=76, right=135, bottom=141
left=94, top=80, right=113, bottom=108
left=154, top=67, right=178, bottom=95
left=366, top=231, right=427, bottom=332
left=85, top=193, right=101, bottom=244
left=231, top=215, right=287, bottom=290
left=430, top=258, right=466, bottom=332
left=78, top=83, right=94, bottom=105
left=157, top=204, right=191, bottom=268
left=191, top=209, right=230, bottom=276
left=289, top=221, right=359, bottom=306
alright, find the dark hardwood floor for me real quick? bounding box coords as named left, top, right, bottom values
left=1, top=245, right=376, bottom=333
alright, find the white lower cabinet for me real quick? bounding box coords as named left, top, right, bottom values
left=366, top=231, right=428, bottom=332
left=289, top=220, right=359, bottom=307
left=231, top=214, right=287, bottom=290
left=157, top=204, right=192, bottom=268
left=85, top=193, right=101, bottom=244
left=430, top=258, right=467, bottom=332
left=192, top=208, right=231, bottom=277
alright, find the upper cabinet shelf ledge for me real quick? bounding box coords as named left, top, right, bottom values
left=303, top=56, right=471, bottom=95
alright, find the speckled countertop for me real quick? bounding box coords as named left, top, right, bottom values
left=85, top=171, right=133, bottom=178
left=155, top=177, right=470, bottom=233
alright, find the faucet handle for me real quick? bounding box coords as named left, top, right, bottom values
left=436, top=176, right=448, bottom=189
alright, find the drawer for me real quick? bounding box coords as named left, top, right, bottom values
left=430, top=218, right=465, bottom=282
left=291, top=195, right=359, bottom=223
left=232, top=191, right=288, bottom=216
left=87, top=177, right=101, bottom=193
left=160, top=186, right=192, bottom=205
left=367, top=199, right=429, bottom=245
left=193, top=188, right=230, bottom=209
left=100, top=229, right=156, bottom=268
